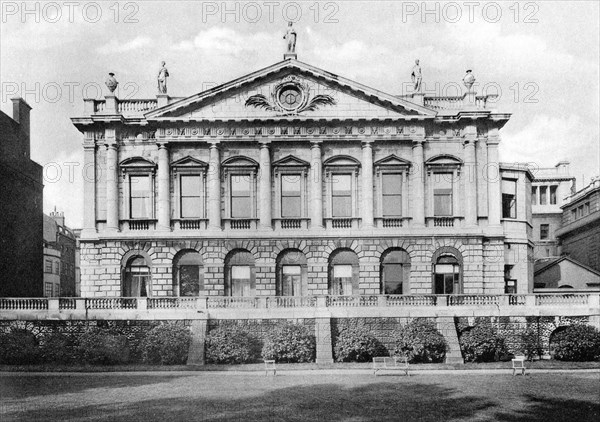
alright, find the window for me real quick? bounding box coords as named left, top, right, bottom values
left=382, top=173, right=402, bottom=217
left=550, top=186, right=557, bottom=205
left=328, top=249, right=359, bottom=295
left=502, top=179, right=517, bottom=219
left=571, top=209, right=577, bottom=220
left=130, top=175, right=152, bottom=219
left=276, top=249, right=307, bottom=296
left=230, top=175, right=252, bottom=218
left=433, top=255, right=460, bottom=294
left=577, top=205, right=584, bottom=218
left=540, top=224, right=549, bottom=240
left=584, top=202, right=590, bottom=215
left=54, top=284, right=60, bottom=297
left=45, top=260, right=53, bottom=273
left=123, top=256, right=150, bottom=297
left=532, top=186, right=537, bottom=205
left=433, top=173, right=453, bottom=216
left=173, top=250, right=203, bottom=296
left=331, top=174, right=352, bottom=218
left=225, top=249, right=255, bottom=296
left=54, top=261, right=60, bottom=275
left=281, top=174, right=302, bottom=218
left=539, top=186, right=547, bottom=205
left=381, top=249, right=410, bottom=294
left=504, top=265, right=516, bottom=294
left=180, top=175, right=202, bottom=218
left=44, top=282, right=53, bottom=297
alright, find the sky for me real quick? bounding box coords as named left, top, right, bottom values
left=1, top=0, right=599, bottom=228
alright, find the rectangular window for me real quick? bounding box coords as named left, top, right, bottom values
left=332, top=174, right=352, bottom=218
left=502, top=179, right=517, bottom=219
left=281, top=174, right=301, bottom=218
left=571, top=209, right=577, bottom=220
left=54, top=284, right=60, bottom=297
left=332, top=264, right=353, bottom=295
left=578, top=206, right=584, bottom=218
left=539, top=186, right=547, bottom=205
left=550, top=186, right=557, bottom=205
left=54, top=262, right=60, bottom=275
left=45, top=260, right=53, bottom=273
left=180, top=175, right=202, bottom=218
left=130, top=175, right=151, bottom=219
left=433, top=173, right=453, bottom=216
left=44, top=282, right=53, bottom=297
left=504, top=265, right=516, bottom=294
left=230, top=175, right=251, bottom=218
left=281, top=265, right=301, bottom=296
left=532, top=186, right=537, bottom=205
left=231, top=265, right=251, bottom=296
left=584, top=202, right=590, bottom=215
left=382, top=173, right=402, bottom=217
left=540, top=224, right=549, bottom=240
left=383, top=263, right=404, bottom=294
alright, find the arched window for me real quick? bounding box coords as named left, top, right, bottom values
left=123, top=255, right=150, bottom=297
left=328, top=249, right=359, bottom=295
left=433, top=254, right=461, bottom=294
left=173, top=250, right=203, bottom=296
left=276, top=249, right=307, bottom=296
left=380, top=249, right=411, bottom=294
left=225, top=249, right=255, bottom=297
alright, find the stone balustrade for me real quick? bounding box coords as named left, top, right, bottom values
left=1, top=293, right=598, bottom=321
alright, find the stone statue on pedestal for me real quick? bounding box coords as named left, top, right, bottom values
left=283, top=22, right=297, bottom=54
left=105, top=72, right=118, bottom=93
left=157, top=61, right=169, bottom=94
left=411, top=59, right=422, bottom=92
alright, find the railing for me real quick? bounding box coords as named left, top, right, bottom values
left=117, top=100, right=158, bottom=113
left=94, top=100, right=105, bottom=113
left=230, top=219, right=252, bottom=230
left=327, top=296, right=379, bottom=307
left=433, top=217, right=454, bottom=227
left=423, top=94, right=499, bottom=110
left=382, top=218, right=403, bottom=228
left=535, top=293, right=590, bottom=306
left=207, top=297, right=258, bottom=308
left=85, top=298, right=137, bottom=309
left=0, top=298, right=48, bottom=310
left=269, top=296, right=317, bottom=308
left=147, top=297, right=198, bottom=309
left=281, top=219, right=302, bottom=229
left=179, top=219, right=204, bottom=230
left=331, top=218, right=353, bottom=229
left=386, top=295, right=437, bottom=306
left=59, top=298, right=76, bottom=309
left=448, top=295, right=500, bottom=306
left=128, top=220, right=152, bottom=230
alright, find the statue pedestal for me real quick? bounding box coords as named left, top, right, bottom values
left=157, top=94, right=170, bottom=108
left=464, top=91, right=477, bottom=108
left=411, top=92, right=424, bottom=106
left=104, top=94, right=117, bottom=114
left=283, top=52, right=297, bottom=60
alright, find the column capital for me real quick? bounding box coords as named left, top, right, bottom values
left=208, top=141, right=220, bottom=148
left=259, top=140, right=271, bottom=148
left=361, top=140, right=374, bottom=148
left=310, top=140, right=323, bottom=147
left=486, top=137, right=500, bottom=146
left=104, top=141, right=118, bottom=150
left=156, top=141, right=169, bottom=150
left=412, top=138, right=425, bottom=147
left=463, top=137, right=477, bottom=146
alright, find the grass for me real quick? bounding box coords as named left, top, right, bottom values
left=1, top=372, right=599, bottom=421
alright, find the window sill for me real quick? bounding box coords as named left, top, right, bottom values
left=223, top=218, right=259, bottom=230
left=324, top=217, right=362, bottom=229
left=374, top=217, right=411, bottom=228
left=172, top=219, right=208, bottom=230
left=273, top=218, right=309, bottom=230
left=425, top=216, right=464, bottom=228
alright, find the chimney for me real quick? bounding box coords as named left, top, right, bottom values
left=555, top=160, right=570, bottom=175
left=11, top=97, right=31, bottom=158
left=50, top=208, right=66, bottom=227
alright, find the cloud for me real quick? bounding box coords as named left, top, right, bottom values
left=96, top=36, right=152, bottom=55
left=172, top=27, right=272, bottom=56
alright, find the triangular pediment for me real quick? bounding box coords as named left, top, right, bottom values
left=171, top=156, right=208, bottom=168
left=146, top=60, right=436, bottom=122
left=272, top=155, right=310, bottom=167
left=120, top=156, right=156, bottom=168
left=324, top=155, right=361, bottom=167
left=425, top=154, right=463, bottom=166
left=375, top=154, right=412, bottom=167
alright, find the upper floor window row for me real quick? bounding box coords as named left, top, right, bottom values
left=532, top=185, right=557, bottom=206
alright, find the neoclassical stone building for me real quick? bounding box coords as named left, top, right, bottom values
left=71, top=54, right=534, bottom=299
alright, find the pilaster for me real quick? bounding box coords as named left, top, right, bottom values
left=82, top=135, right=97, bottom=237
left=156, top=142, right=171, bottom=231
left=464, top=136, right=478, bottom=227
left=105, top=129, right=119, bottom=232
left=411, top=139, right=425, bottom=226
left=258, top=141, right=272, bottom=230
left=361, top=141, right=374, bottom=228
left=310, top=141, right=324, bottom=229
left=487, top=132, right=501, bottom=227
left=207, top=142, right=221, bottom=230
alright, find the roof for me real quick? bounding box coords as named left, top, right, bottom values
left=534, top=256, right=600, bottom=277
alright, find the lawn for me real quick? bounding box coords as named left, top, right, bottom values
left=1, top=372, right=599, bottom=421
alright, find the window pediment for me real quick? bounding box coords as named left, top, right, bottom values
left=324, top=155, right=361, bottom=167
left=120, top=156, right=156, bottom=169
left=272, top=155, right=310, bottom=168
left=374, top=154, right=411, bottom=168
left=171, top=156, right=208, bottom=168
left=425, top=154, right=463, bottom=167
left=222, top=156, right=259, bottom=168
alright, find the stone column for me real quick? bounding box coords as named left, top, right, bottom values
left=464, top=139, right=478, bottom=226
left=207, top=142, right=221, bottom=230
left=105, top=136, right=119, bottom=231
left=487, top=136, right=501, bottom=226
left=411, top=139, right=425, bottom=226
left=259, top=142, right=272, bottom=229
left=82, top=141, right=96, bottom=236
left=361, top=141, right=374, bottom=228
left=310, top=141, right=324, bottom=229
left=156, top=142, right=170, bottom=231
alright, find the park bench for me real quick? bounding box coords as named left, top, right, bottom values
left=373, top=356, right=409, bottom=376
left=511, top=355, right=526, bottom=376
left=264, top=359, right=277, bottom=376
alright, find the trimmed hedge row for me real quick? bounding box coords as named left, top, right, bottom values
left=0, top=323, right=191, bottom=365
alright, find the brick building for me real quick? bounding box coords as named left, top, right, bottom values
left=0, top=98, right=43, bottom=297
left=43, top=211, right=77, bottom=297
left=71, top=54, right=534, bottom=299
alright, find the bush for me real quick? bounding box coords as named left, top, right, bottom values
left=40, top=332, right=78, bottom=364
left=393, top=319, right=447, bottom=363
left=261, top=323, right=315, bottom=363
left=140, top=324, right=191, bottom=365
left=334, top=325, right=387, bottom=362
left=551, top=325, right=600, bottom=361
left=0, top=329, right=40, bottom=364
left=519, top=327, right=542, bottom=361
left=205, top=326, right=257, bottom=364
left=77, top=328, right=130, bottom=364
left=459, top=323, right=509, bottom=362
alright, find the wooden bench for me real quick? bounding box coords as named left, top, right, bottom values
left=264, top=359, right=276, bottom=376
left=512, top=356, right=526, bottom=376
left=373, top=356, right=409, bottom=376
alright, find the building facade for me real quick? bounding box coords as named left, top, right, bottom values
left=530, top=161, right=575, bottom=260
left=43, top=211, right=77, bottom=297
left=556, top=177, right=600, bottom=273
left=71, top=57, right=534, bottom=299
left=0, top=98, right=43, bottom=297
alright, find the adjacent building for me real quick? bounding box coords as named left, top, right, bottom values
left=0, top=98, right=43, bottom=297
left=43, top=211, right=77, bottom=297
left=71, top=55, right=534, bottom=299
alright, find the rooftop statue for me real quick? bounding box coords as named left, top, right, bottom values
left=283, top=21, right=297, bottom=54
left=105, top=72, right=118, bottom=93
left=463, top=69, right=475, bottom=91
left=157, top=61, right=169, bottom=94
left=411, top=59, right=422, bottom=92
